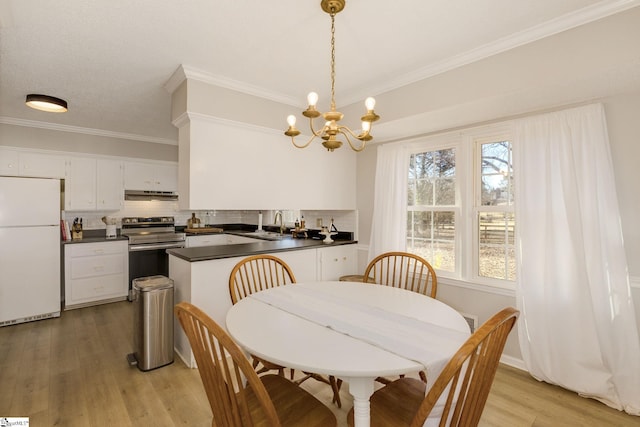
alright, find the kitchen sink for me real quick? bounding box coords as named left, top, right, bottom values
left=244, top=230, right=290, bottom=241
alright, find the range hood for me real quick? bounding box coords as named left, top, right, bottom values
left=124, top=190, right=178, bottom=201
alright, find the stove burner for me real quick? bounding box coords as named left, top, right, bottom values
left=121, top=216, right=185, bottom=245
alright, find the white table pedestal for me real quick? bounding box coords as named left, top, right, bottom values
left=347, top=377, right=375, bottom=427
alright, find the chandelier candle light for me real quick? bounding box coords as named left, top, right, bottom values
left=284, top=0, right=380, bottom=152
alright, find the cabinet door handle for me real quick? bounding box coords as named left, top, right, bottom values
left=93, top=249, right=105, bottom=254
left=93, top=266, right=105, bottom=272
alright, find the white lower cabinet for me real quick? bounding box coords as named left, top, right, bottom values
left=317, top=245, right=357, bottom=281
left=64, top=240, right=128, bottom=309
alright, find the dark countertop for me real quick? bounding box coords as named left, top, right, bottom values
left=167, top=238, right=357, bottom=262
left=62, top=229, right=128, bottom=245
left=181, top=223, right=354, bottom=241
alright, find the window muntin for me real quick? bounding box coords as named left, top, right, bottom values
left=405, top=129, right=515, bottom=287
left=477, top=212, right=515, bottom=281
left=475, top=140, right=515, bottom=282
left=407, top=148, right=457, bottom=273
left=480, top=141, right=513, bottom=207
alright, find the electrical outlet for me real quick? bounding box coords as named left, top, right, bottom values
left=316, top=218, right=323, bottom=227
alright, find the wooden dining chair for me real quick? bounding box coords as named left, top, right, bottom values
left=175, top=302, right=337, bottom=427
left=347, top=307, right=519, bottom=427
left=228, top=254, right=343, bottom=408
left=364, top=251, right=438, bottom=383
left=363, top=251, right=437, bottom=298
left=229, top=254, right=297, bottom=305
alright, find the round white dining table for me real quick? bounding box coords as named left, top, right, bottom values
left=225, top=281, right=470, bottom=427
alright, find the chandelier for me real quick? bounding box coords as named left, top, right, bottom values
left=284, top=0, right=380, bottom=152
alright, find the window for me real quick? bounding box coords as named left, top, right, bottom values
left=406, top=127, right=515, bottom=286
left=476, top=140, right=515, bottom=281
left=407, top=148, right=457, bottom=272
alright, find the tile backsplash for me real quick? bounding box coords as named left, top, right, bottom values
left=62, top=201, right=358, bottom=239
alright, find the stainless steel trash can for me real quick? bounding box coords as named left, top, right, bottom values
left=129, top=275, right=174, bottom=371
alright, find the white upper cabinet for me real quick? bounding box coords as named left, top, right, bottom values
left=154, top=163, right=179, bottom=192
left=97, top=159, right=123, bottom=210
left=66, top=157, right=97, bottom=211
left=0, top=147, right=19, bottom=175
left=0, top=148, right=66, bottom=178
left=65, top=157, right=123, bottom=211
left=124, top=161, right=178, bottom=192
left=20, top=152, right=67, bottom=178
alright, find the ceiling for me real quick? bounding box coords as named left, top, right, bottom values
left=1, top=0, right=638, bottom=145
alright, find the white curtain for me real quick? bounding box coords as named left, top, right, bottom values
left=368, top=143, right=409, bottom=261
left=514, top=103, right=640, bottom=415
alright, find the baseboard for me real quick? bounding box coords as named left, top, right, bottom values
left=500, top=354, right=526, bottom=371
left=174, top=347, right=195, bottom=369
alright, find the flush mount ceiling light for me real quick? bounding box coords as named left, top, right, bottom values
left=284, top=0, right=380, bottom=152
left=25, top=94, right=68, bottom=113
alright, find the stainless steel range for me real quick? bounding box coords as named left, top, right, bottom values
left=122, top=216, right=185, bottom=300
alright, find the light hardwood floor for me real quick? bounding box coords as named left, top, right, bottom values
left=1, top=301, right=638, bottom=426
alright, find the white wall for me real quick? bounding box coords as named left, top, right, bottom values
left=0, top=123, right=178, bottom=161
left=342, top=7, right=640, bottom=144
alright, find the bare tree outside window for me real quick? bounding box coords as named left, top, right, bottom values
left=407, top=149, right=456, bottom=272
left=405, top=130, right=515, bottom=285
left=477, top=141, right=515, bottom=280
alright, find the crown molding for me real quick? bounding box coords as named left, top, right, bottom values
left=358, top=0, right=640, bottom=101
left=0, top=116, right=178, bottom=145
left=164, top=65, right=188, bottom=95
left=165, top=64, right=301, bottom=107
left=172, top=111, right=282, bottom=136
left=168, top=2, right=640, bottom=110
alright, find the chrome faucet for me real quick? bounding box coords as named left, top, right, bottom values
left=274, top=210, right=285, bottom=234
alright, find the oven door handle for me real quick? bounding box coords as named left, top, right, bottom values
left=129, top=242, right=185, bottom=251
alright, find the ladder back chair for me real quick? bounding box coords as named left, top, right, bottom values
left=228, top=254, right=343, bottom=408
left=229, top=254, right=297, bottom=305
left=363, top=251, right=438, bottom=298
left=347, top=307, right=519, bottom=427
left=175, top=302, right=337, bottom=427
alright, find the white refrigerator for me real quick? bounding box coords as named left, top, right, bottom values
left=0, top=176, right=61, bottom=326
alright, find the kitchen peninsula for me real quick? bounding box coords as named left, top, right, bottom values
left=167, top=234, right=357, bottom=367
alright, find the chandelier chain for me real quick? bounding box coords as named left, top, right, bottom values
left=284, top=0, right=379, bottom=152
left=330, top=11, right=336, bottom=111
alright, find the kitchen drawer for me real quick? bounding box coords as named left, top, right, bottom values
left=64, top=240, right=128, bottom=309
left=69, top=254, right=125, bottom=279
left=68, top=274, right=127, bottom=302
left=67, top=240, right=127, bottom=257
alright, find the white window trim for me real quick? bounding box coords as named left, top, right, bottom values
left=405, top=122, right=515, bottom=290
left=407, top=135, right=462, bottom=278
